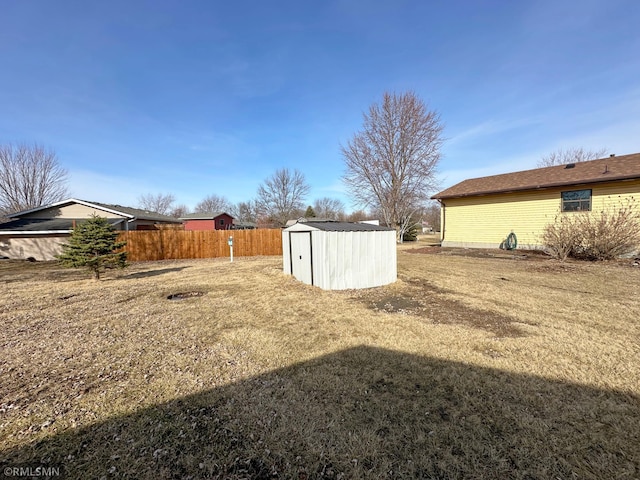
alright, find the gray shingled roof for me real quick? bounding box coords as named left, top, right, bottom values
left=87, top=201, right=182, bottom=222
left=232, top=220, right=256, bottom=228
left=7, top=199, right=183, bottom=223
left=300, top=221, right=394, bottom=232
left=179, top=212, right=234, bottom=220
left=432, top=153, right=640, bottom=199
left=0, top=218, right=124, bottom=232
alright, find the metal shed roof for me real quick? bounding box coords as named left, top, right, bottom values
left=288, top=221, right=394, bottom=232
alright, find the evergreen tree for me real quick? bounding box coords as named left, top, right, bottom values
left=57, top=215, right=127, bottom=280
left=304, top=205, right=316, bottom=218
left=402, top=223, right=419, bottom=242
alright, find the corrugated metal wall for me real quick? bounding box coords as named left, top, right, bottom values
left=283, top=227, right=397, bottom=290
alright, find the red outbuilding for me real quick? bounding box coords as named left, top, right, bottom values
left=180, top=212, right=235, bottom=231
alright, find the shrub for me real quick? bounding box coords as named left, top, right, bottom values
left=541, top=215, right=580, bottom=262
left=542, top=197, right=640, bottom=261
left=573, top=198, right=640, bottom=260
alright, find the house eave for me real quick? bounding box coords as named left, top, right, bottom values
left=0, top=230, right=72, bottom=235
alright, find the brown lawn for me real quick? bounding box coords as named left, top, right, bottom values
left=0, top=245, right=639, bottom=479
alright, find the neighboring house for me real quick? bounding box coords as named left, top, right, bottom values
left=421, top=221, right=434, bottom=234
left=232, top=221, right=257, bottom=230
left=431, top=153, right=640, bottom=249
left=0, top=198, right=182, bottom=260
left=180, top=212, right=234, bottom=230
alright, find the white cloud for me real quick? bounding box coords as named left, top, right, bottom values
left=448, top=112, right=546, bottom=148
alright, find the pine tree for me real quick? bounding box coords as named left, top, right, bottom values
left=304, top=205, right=316, bottom=218
left=57, top=215, right=127, bottom=280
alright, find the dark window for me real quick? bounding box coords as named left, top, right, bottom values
left=219, top=219, right=224, bottom=225
left=561, top=189, right=591, bottom=212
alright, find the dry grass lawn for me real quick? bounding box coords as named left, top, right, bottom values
left=0, top=244, right=639, bottom=479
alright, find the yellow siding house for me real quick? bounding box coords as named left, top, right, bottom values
left=431, top=153, right=640, bottom=249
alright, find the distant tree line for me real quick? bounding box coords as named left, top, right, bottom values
left=136, top=168, right=367, bottom=228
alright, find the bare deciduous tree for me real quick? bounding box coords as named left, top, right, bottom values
left=138, top=193, right=176, bottom=216
left=256, top=168, right=310, bottom=227
left=313, top=197, right=346, bottom=220
left=0, top=143, right=69, bottom=215
left=537, top=147, right=607, bottom=168
left=342, top=91, right=443, bottom=241
left=345, top=209, right=370, bottom=222
left=229, top=200, right=259, bottom=224
left=194, top=194, right=232, bottom=214
left=169, top=204, right=190, bottom=218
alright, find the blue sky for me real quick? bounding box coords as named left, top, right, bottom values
left=1, top=0, right=639, bottom=211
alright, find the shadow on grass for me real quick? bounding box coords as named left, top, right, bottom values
left=120, top=267, right=190, bottom=279
left=2, top=346, right=638, bottom=479
left=0, top=261, right=90, bottom=283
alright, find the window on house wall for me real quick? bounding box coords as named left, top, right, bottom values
left=561, top=189, right=592, bottom=212
left=219, top=219, right=224, bottom=226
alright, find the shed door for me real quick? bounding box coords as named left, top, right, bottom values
left=290, top=232, right=313, bottom=285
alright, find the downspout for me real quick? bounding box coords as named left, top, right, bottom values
left=438, top=200, right=445, bottom=244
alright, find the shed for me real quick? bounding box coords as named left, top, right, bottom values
left=282, top=220, right=397, bottom=290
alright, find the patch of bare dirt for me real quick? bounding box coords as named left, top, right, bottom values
left=406, top=247, right=640, bottom=271
left=167, top=291, right=206, bottom=300
left=525, top=256, right=640, bottom=273
left=405, top=247, right=549, bottom=262
left=349, top=278, right=532, bottom=338
left=525, top=262, right=581, bottom=273
left=404, top=246, right=441, bottom=255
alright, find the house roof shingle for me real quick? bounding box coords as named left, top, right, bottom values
left=432, top=153, right=640, bottom=199
left=0, top=218, right=123, bottom=233
left=178, top=212, right=234, bottom=220
left=87, top=201, right=182, bottom=223
left=8, top=199, right=182, bottom=223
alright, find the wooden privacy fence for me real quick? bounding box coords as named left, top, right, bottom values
left=117, top=229, right=283, bottom=262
